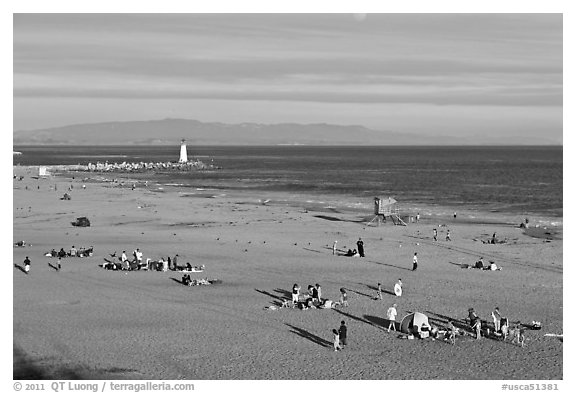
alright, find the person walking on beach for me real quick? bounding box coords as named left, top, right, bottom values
left=333, top=241, right=337, bottom=255
left=387, top=304, right=398, bottom=332
left=23, top=256, right=31, bottom=274
left=433, top=228, right=438, bottom=241
left=57, top=257, right=62, bottom=271
left=340, top=288, right=349, bottom=307
left=173, top=254, right=179, bottom=270
left=416, top=213, right=420, bottom=223
left=446, top=230, right=451, bottom=241
left=292, top=284, right=301, bottom=306
left=339, top=321, right=348, bottom=348
left=357, top=238, right=365, bottom=257
left=412, top=252, right=418, bottom=271
left=332, top=329, right=342, bottom=351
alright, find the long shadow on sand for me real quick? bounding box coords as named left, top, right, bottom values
left=364, top=315, right=398, bottom=331
left=364, top=260, right=412, bottom=271
left=346, top=288, right=373, bottom=299
left=47, top=263, right=59, bottom=272
left=273, top=288, right=293, bottom=298
left=170, top=278, right=187, bottom=286
left=13, top=264, right=27, bottom=274
left=365, top=284, right=395, bottom=297
left=285, top=323, right=331, bottom=348
left=332, top=308, right=385, bottom=332
left=255, top=289, right=284, bottom=307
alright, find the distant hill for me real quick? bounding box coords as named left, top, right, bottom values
left=13, top=118, right=558, bottom=145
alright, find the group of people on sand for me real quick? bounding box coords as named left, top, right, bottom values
left=466, top=307, right=525, bottom=346
left=289, top=283, right=348, bottom=310
left=46, top=245, right=93, bottom=258
left=470, top=257, right=501, bottom=271
left=335, top=237, right=366, bottom=258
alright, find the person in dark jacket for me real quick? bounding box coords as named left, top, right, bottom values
left=339, top=320, right=348, bottom=347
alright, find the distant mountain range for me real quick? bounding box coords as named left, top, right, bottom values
left=13, top=118, right=559, bottom=145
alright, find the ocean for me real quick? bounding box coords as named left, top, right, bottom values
left=13, top=145, right=563, bottom=221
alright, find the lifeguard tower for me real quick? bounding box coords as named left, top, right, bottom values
left=179, top=139, right=188, bottom=163
left=367, top=197, right=407, bottom=226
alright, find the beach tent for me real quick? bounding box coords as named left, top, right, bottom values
left=400, top=312, right=431, bottom=334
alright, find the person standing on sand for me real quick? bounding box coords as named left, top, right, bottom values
left=57, top=257, right=61, bottom=271
left=412, top=252, right=418, bottom=271
left=491, top=307, right=502, bottom=333
left=339, top=321, right=348, bottom=347
left=333, top=241, right=337, bottom=255
left=292, top=284, right=301, bottom=306
left=23, top=256, right=31, bottom=274
left=340, top=288, right=349, bottom=307
left=357, top=238, right=365, bottom=257
left=446, top=230, right=451, bottom=241
left=173, top=254, right=179, bottom=270
left=416, top=213, right=420, bottom=223
left=315, top=283, right=322, bottom=304
left=332, top=329, right=342, bottom=351
left=433, top=228, right=437, bottom=241
left=387, top=304, right=398, bottom=332
left=394, top=279, right=403, bottom=297
left=473, top=317, right=482, bottom=339
left=121, top=251, right=127, bottom=264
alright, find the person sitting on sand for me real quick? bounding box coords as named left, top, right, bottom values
left=484, top=261, right=501, bottom=271
left=345, top=249, right=354, bottom=257
left=186, top=262, right=193, bottom=271
left=58, top=248, right=66, bottom=258
left=475, top=257, right=485, bottom=269
left=23, top=256, right=31, bottom=273
left=121, top=251, right=128, bottom=263
left=50, top=248, right=57, bottom=257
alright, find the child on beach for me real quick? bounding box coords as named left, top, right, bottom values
left=340, top=288, right=348, bottom=307
left=472, top=317, right=482, bottom=339
left=386, top=304, right=397, bottom=332
left=374, top=282, right=383, bottom=300
left=332, top=329, right=342, bottom=351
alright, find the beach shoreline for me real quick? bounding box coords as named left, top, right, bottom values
left=13, top=165, right=563, bottom=380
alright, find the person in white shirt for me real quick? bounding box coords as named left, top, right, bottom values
left=412, top=252, right=418, bottom=271
left=387, top=304, right=398, bottom=332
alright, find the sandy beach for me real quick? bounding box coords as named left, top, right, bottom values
left=13, top=166, right=563, bottom=380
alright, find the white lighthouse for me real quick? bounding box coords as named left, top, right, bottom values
left=179, top=139, right=188, bottom=163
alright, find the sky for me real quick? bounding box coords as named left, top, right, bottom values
left=13, top=13, right=563, bottom=141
